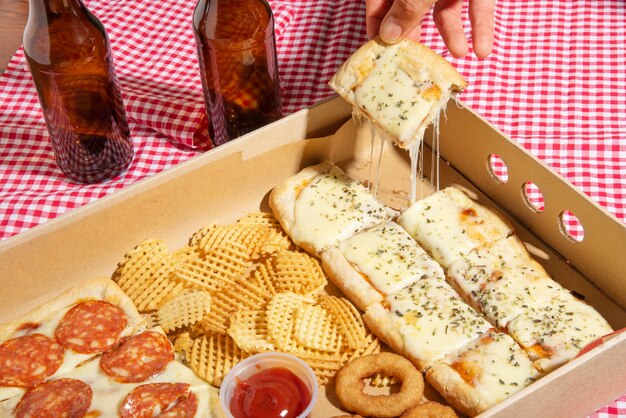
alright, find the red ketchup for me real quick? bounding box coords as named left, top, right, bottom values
left=229, top=366, right=312, bottom=418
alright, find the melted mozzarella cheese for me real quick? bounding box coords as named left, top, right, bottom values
left=387, top=277, right=492, bottom=368
left=292, top=165, right=391, bottom=252
left=0, top=355, right=214, bottom=418
left=0, top=300, right=145, bottom=402
left=352, top=47, right=453, bottom=149
left=340, top=221, right=444, bottom=295
left=447, top=236, right=564, bottom=329
left=507, top=289, right=613, bottom=373
left=354, top=48, right=434, bottom=143
left=439, top=332, right=539, bottom=408
left=398, top=187, right=513, bottom=268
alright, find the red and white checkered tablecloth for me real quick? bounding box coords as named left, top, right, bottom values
left=0, top=0, right=625, bottom=415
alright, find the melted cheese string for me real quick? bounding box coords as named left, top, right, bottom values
left=373, top=132, right=386, bottom=199
left=368, top=122, right=376, bottom=192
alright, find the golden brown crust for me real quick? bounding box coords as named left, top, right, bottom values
left=425, top=365, right=487, bottom=417
left=268, top=161, right=334, bottom=256
left=361, top=304, right=408, bottom=363
left=320, top=248, right=384, bottom=312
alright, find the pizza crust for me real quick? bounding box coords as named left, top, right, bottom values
left=362, top=303, right=406, bottom=362
left=320, top=248, right=384, bottom=312
left=426, top=363, right=488, bottom=417
left=0, top=276, right=144, bottom=342
left=269, top=161, right=333, bottom=256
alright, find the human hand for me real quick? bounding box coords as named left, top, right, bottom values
left=366, top=0, right=494, bottom=58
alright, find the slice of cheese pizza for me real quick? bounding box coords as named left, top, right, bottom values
left=445, top=234, right=613, bottom=372
left=269, top=161, right=396, bottom=256
left=506, top=289, right=613, bottom=373
left=427, top=332, right=540, bottom=417
left=363, top=276, right=493, bottom=372
left=329, top=37, right=467, bottom=150
left=397, top=187, right=513, bottom=269
left=321, top=221, right=444, bottom=311
left=446, top=235, right=565, bottom=329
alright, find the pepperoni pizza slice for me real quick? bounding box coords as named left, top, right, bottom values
left=0, top=328, right=215, bottom=417
left=0, top=277, right=146, bottom=401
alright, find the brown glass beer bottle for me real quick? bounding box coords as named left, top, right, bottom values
left=23, top=0, right=133, bottom=184
left=193, top=0, right=282, bottom=145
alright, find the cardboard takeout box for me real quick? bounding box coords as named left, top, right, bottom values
left=0, top=96, right=624, bottom=417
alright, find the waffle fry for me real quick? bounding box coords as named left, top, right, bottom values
left=200, top=279, right=271, bottom=334
left=266, top=292, right=315, bottom=351
left=294, top=304, right=343, bottom=353
left=319, top=295, right=367, bottom=350
left=236, top=212, right=281, bottom=227
left=156, top=290, right=212, bottom=333
left=294, top=352, right=345, bottom=386
left=227, top=309, right=275, bottom=353
left=113, top=213, right=378, bottom=391
left=270, top=250, right=327, bottom=295
left=114, top=239, right=185, bottom=311
left=236, top=212, right=293, bottom=256
left=190, top=223, right=272, bottom=260
left=179, top=332, right=249, bottom=387
left=346, top=331, right=382, bottom=363
left=175, top=243, right=251, bottom=292
left=251, top=262, right=278, bottom=296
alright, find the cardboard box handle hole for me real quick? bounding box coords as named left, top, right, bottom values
left=558, top=210, right=585, bottom=243
left=521, top=181, right=545, bottom=213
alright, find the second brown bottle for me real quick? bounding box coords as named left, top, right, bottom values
left=193, top=0, right=282, bottom=146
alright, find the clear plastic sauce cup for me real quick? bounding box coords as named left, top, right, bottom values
left=220, top=352, right=319, bottom=418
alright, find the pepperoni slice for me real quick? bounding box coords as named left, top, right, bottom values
left=55, top=300, right=128, bottom=354
left=100, top=331, right=174, bottom=383
left=120, top=383, right=198, bottom=418
left=15, top=378, right=92, bottom=418
left=0, top=334, right=64, bottom=388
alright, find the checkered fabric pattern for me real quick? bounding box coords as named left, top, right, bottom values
left=0, top=1, right=625, bottom=414
left=2, top=0, right=625, bottom=241
left=591, top=396, right=626, bottom=418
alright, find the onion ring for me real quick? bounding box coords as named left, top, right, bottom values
left=401, top=401, right=457, bottom=418
left=334, top=352, right=424, bottom=418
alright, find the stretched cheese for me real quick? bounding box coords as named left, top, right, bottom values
left=397, top=187, right=513, bottom=268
